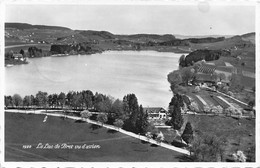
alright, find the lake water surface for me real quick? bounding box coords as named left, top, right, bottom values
left=5, top=51, right=181, bottom=108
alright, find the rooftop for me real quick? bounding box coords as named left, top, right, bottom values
left=143, top=107, right=166, bottom=114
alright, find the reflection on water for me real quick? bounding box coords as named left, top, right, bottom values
left=5, top=51, right=182, bottom=108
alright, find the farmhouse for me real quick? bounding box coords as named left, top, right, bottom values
left=195, top=62, right=237, bottom=85
left=13, top=54, right=24, bottom=61
left=143, top=107, right=167, bottom=120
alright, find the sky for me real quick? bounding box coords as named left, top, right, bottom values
left=5, top=4, right=255, bottom=36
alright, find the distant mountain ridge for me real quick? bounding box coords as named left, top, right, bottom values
left=5, top=23, right=71, bottom=31
left=5, top=22, right=255, bottom=47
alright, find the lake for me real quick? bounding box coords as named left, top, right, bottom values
left=5, top=51, right=181, bottom=108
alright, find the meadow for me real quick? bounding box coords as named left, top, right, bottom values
left=5, top=112, right=183, bottom=162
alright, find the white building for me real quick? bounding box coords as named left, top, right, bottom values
left=143, top=107, right=168, bottom=120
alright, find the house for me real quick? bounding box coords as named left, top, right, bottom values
left=197, top=64, right=216, bottom=74
left=195, top=73, right=216, bottom=86
left=195, top=63, right=237, bottom=85
left=13, top=54, right=24, bottom=61
left=143, top=107, right=167, bottom=120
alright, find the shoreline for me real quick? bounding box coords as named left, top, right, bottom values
left=5, top=47, right=188, bottom=67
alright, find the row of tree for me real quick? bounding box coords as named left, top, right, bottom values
left=5, top=90, right=107, bottom=110
left=5, top=91, right=150, bottom=135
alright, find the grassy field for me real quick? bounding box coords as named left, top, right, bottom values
left=183, top=114, right=255, bottom=159
left=5, top=112, right=183, bottom=162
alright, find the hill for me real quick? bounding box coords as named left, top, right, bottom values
left=241, top=32, right=255, bottom=44
left=5, top=22, right=71, bottom=31
left=4, top=22, right=255, bottom=69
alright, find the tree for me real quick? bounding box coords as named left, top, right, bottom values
left=217, top=73, right=226, bottom=82
left=181, top=67, right=194, bottom=86
left=113, top=119, right=124, bottom=130
left=122, top=94, right=140, bottom=132
left=82, top=90, right=94, bottom=109
left=156, top=131, right=164, bottom=144
left=66, top=91, right=74, bottom=108
left=232, top=150, right=247, bottom=162
left=248, top=99, right=255, bottom=108
left=48, top=94, right=54, bottom=107
left=111, top=99, right=125, bottom=119
left=179, top=54, right=186, bottom=67
left=181, top=122, right=193, bottom=144
left=136, top=105, right=149, bottom=134
left=58, top=92, right=66, bottom=108
left=4, top=96, right=13, bottom=108
left=23, top=95, right=32, bottom=108
left=35, top=91, right=48, bottom=108
left=71, top=92, right=83, bottom=109
left=80, top=110, right=92, bottom=119
left=52, top=94, right=58, bottom=108
left=31, top=95, right=36, bottom=107
left=12, top=94, right=23, bottom=107
left=167, top=70, right=182, bottom=92
left=5, top=51, right=13, bottom=60
left=94, top=93, right=112, bottom=112
left=97, top=113, right=108, bottom=126
left=168, top=94, right=184, bottom=130
left=190, top=134, right=225, bottom=162
left=19, top=49, right=25, bottom=56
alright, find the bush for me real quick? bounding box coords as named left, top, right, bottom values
left=188, top=103, right=200, bottom=112
left=232, top=150, right=247, bottom=162
left=203, top=105, right=211, bottom=113
left=97, top=113, right=108, bottom=125
left=227, top=91, right=234, bottom=97
left=190, top=134, right=225, bottom=162
left=113, top=119, right=124, bottom=128
left=156, top=131, right=164, bottom=143
left=193, top=86, right=200, bottom=93
left=80, top=110, right=92, bottom=119
left=212, top=105, right=223, bottom=114
left=145, top=132, right=153, bottom=141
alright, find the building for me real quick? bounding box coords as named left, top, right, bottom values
left=195, top=63, right=237, bottom=85
left=13, top=54, right=24, bottom=61
left=143, top=107, right=167, bottom=120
